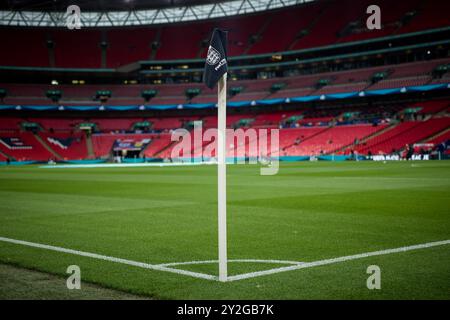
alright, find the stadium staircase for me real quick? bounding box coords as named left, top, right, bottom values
left=394, top=119, right=450, bottom=154
left=48, top=34, right=56, bottom=68
left=0, top=149, right=13, bottom=161
left=357, top=117, right=450, bottom=154
left=282, top=126, right=331, bottom=154
left=287, top=3, right=328, bottom=50
left=244, top=16, right=273, bottom=55
left=85, top=133, right=95, bottom=159
left=337, top=123, right=398, bottom=154
left=150, top=28, right=162, bottom=60
left=393, top=0, right=426, bottom=35
left=33, top=133, right=62, bottom=160
left=153, top=140, right=177, bottom=158
left=100, top=30, right=107, bottom=68
left=434, top=109, right=449, bottom=117
left=423, top=126, right=450, bottom=143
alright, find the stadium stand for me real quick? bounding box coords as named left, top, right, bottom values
left=107, top=29, right=157, bottom=67
left=278, top=127, right=328, bottom=153
left=142, top=134, right=173, bottom=158
left=51, top=30, right=102, bottom=68
left=427, top=129, right=450, bottom=144
left=39, top=132, right=88, bottom=160
left=398, top=0, right=450, bottom=34
left=155, top=22, right=213, bottom=60
left=0, top=132, right=55, bottom=161
left=356, top=117, right=450, bottom=154
left=90, top=118, right=140, bottom=132
left=247, top=4, right=324, bottom=54
left=0, top=0, right=449, bottom=68
left=2, top=58, right=449, bottom=107
left=0, top=117, right=22, bottom=131
left=368, top=75, right=431, bottom=90
left=0, top=101, right=449, bottom=160
left=286, top=124, right=387, bottom=155
left=412, top=100, right=449, bottom=115
left=91, top=133, right=161, bottom=158
left=91, top=134, right=119, bottom=158
left=0, top=1, right=449, bottom=163
left=0, top=28, right=49, bottom=67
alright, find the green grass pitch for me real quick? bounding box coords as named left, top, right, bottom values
left=0, top=161, right=449, bottom=299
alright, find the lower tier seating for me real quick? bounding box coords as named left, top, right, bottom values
left=1, top=99, right=449, bottom=160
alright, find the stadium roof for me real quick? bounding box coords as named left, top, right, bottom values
left=0, top=0, right=312, bottom=27
left=0, top=0, right=218, bottom=12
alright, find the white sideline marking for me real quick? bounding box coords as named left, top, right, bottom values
left=39, top=162, right=216, bottom=169
left=0, top=236, right=449, bottom=282
left=226, top=239, right=450, bottom=282
left=0, top=236, right=217, bottom=281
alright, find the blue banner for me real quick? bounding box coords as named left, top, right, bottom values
left=1, top=83, right=448, bottom=111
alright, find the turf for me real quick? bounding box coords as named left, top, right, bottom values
left=0, top=161, right=449, bottom=299
left=0, top=263, right=149, bottom=300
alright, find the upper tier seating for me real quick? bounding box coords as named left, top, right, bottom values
left=247, top=3, right=324, bottom=54
left=2, top=58, right=448, bottom=107
left=336, top=0, right=422, bottom=43
left=291, top=0, right=374, bottom=50
left=0, top=28, right=49, bottom=67
left=398, top=0, right=450, bottom=34
left=51, top=30, right=102, bottom=68
left=155, top=21, right=213, bottom=60
left=0, top=0, right=448, bottom=67
left=106, top=29, right=157, bottom=68
left=368, top=75, right=431, bottom=90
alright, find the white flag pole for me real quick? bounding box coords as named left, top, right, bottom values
left=217, top=72, right=228, bottom=282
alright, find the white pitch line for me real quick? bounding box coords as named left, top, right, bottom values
left=39, top=162, right=216, bottom=169
left=157, top=259, right=304, bottom=267
left=226, top=239, right=450, bottom=282
left=0, top=236, right=217, bottom=281
left=1, top=236, right=449, bottom=282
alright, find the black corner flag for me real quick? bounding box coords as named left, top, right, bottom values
left=203, top=28, right=228, bottom=89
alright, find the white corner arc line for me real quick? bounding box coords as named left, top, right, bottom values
left=0, top=236, right=449, bottom=282
left=226, top=239, right=450, bottom=282
left=0, top=236, right=217, bottom=281
left=156, top=259, right=304, bottom=267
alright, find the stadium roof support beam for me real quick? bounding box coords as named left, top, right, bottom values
left=0, top=0, right=312, bottom=27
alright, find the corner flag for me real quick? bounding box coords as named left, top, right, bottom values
left=204, top=28, right=228, bottom=282
left=203, top=28, right=228, bottom=89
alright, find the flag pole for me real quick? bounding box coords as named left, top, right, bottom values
left=217, top=72, right=227, bottom=282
